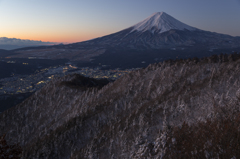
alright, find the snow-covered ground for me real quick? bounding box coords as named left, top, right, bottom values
left=131, top=12, right=198, bottom=34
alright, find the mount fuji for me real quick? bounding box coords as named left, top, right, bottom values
left=131, top=12, right=198, bottom=34
left=11, top=12, right=240, bottom=68
left=77, top=12, right=239, bottom=50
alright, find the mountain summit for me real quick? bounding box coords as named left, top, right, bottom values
left=80, top=11, right=240, bottom=50
left=131, top=12, right=198, bottom=34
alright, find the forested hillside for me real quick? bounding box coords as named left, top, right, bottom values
left=1, top=53, right=240, bottom=158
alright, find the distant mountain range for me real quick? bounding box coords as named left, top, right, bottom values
left=0, top=37, right=58, bottom=50
left=7, top=12, right=240, bottom=69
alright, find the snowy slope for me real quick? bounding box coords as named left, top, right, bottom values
left=2, top=54, right=240, bottom=158
left=131, top=12, right=198, bottom=34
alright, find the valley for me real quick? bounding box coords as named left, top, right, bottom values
left=0, top=57, right=136, bottom=112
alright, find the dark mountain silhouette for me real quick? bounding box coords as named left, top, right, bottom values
left=0, top=93, right=33, bottom=113
left=1, top=53, right=240, bottom=158
left=0, top=49, right=16, bottom=57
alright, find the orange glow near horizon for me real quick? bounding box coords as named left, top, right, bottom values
left=0, top=18, right=117, bottom=44
left=1, top=30, right=110, bottom=44
left=1, top=34, right=93, bottom=44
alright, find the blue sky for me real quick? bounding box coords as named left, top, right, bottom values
left=0, top=0, right=240, bottom=43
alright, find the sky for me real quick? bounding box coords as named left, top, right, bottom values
left=0, top=0, right=240, bottom=44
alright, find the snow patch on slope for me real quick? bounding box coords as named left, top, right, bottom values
left=131, top=12, right=198, bottom=34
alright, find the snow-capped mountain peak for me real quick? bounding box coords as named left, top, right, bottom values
left=131, top=12, right=198, bottom=34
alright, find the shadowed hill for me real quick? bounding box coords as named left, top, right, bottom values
left=1, top=53, right=240, bottom=158
left=60, top=74, right=110, bottom=90
left=0, top=49, right=16, bottom=57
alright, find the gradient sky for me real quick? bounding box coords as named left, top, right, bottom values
left=0, top=0, right=240, bottom=43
